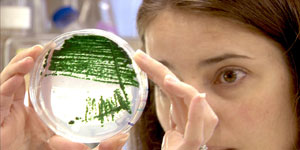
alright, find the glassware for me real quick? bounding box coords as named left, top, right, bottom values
left=0, top=0, right=51, bottom=70
left=0, top=0, right=32, bottom=70
left=29, top=29, right=148, bottom=143
left=51, top=0, right=80, bottom=32
left=78, top=0, right=117, bottom=33
left=32, top=0, right=51, bottom=34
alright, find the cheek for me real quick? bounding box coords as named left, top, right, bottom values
left=154, top=87, right=171, bottom=131
left=236, top=78, right=295, bottom=130
left=222, top=69, right=294, bottom=130
left=218, top=100, right=264, bottom=131
left=235, top=101, right=271, bottom=125
left=229, top=93, right=286, bottom=130
left=222, top=90, right=296, bottom=144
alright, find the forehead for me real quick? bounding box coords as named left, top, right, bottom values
left=144, top=9, right=282, bottom=61
left=145, top=9, right=259, bottom=39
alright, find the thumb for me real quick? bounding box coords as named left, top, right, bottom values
left=48, top=135, right=89, bottom=150
left=96, top=133, right=129, bottom=150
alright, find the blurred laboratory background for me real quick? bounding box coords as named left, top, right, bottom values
left=0, top=0, right=143, bottom=71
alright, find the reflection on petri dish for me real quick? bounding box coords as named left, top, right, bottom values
left=29, top=29, right=148, bottom=143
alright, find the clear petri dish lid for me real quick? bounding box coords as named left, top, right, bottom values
left=29, top=29, right=148, bottom=143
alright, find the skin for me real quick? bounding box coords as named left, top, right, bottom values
left=0, top=46, right=128, bottom=150
left=134, top=9, right=298, bottom=150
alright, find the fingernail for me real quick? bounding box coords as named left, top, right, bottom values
left=161, top=135, right=167, bottom=149
left=32, top=45, right=43, bottom=50
left=165, top=74, right=179, bottom=83
left=199, top=93, right=206, bottom=98
left=169, top=104, right=176, bottom=129
left=20, top=56, right=32, bottom=63
left=169, top=104, right=173, bottom=127
left=135, top=49, right=149, bottom=60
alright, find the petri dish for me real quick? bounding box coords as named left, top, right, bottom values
left=29, top=29, right=148, bottom=143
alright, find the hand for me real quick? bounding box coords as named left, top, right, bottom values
left=0, top=46, right=129, bottom=150
left=49, top=133, right=129, bottom=150
left=134, top=50, right=219, bottom=150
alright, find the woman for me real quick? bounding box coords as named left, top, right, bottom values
left=132, top=0, right=300, bottom=149
left=0, top=0, right=299, bottom=150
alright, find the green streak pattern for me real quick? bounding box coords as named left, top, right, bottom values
left=45, top=35, right=138, bottom=87
left=69, top=89, right=131, bottom=127
left=43, top=35, right=139, bottom=126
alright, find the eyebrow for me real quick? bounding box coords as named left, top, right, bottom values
left=200, top=53, right=252, bottom=66
left=158, top=53, right=252, bottom=69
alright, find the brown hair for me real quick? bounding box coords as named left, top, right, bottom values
left=134, top=0, right=300, bottom=149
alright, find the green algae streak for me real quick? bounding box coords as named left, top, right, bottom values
left=45, top=35, right=139, bottom=87
left=44, top=35, right=139, bottom=126
left=71, top=89, right=132, bottom=127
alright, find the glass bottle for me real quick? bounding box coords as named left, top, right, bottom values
left=78, top=0, right=117, bottom=34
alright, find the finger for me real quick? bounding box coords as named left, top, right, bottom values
left=28, top=90, right=34, bottom=108
left=1, top=45, right=43, bottom=84
left=182, top=94, right=218, bottom=149
left=8, top=45, right=43, bottom=65
left=0, top=74, right=24, bottom=101
left=13, top=75, right=26, bottom=102
left=164, top=74, right=199, bottom=133
left=169, top=104, right=176, bottom=129
left=0, top=75, right=24, bottom=124
left=133, top=50, right=177, bottom=87
left=164, top=75, right=200, bottom=103
left=97, top=133, right=129, bottom=150
left=48, top=135, right=89, bottom=150
left=0, top=102, right=27, bottom=148
left=183, top=95, right=206, bottom=148
left=0, top=56, right=34, bottom=84
left=134, top=50, right=186, bottom=131
left=162, top=130, right=183, bottom=150
left=169, top=98, right=186, bottom=133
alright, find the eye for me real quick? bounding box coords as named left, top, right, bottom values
left=215, top=68, right=247, bottom=85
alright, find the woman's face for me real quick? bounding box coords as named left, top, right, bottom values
left=144, top=10, right=298, bottom=149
